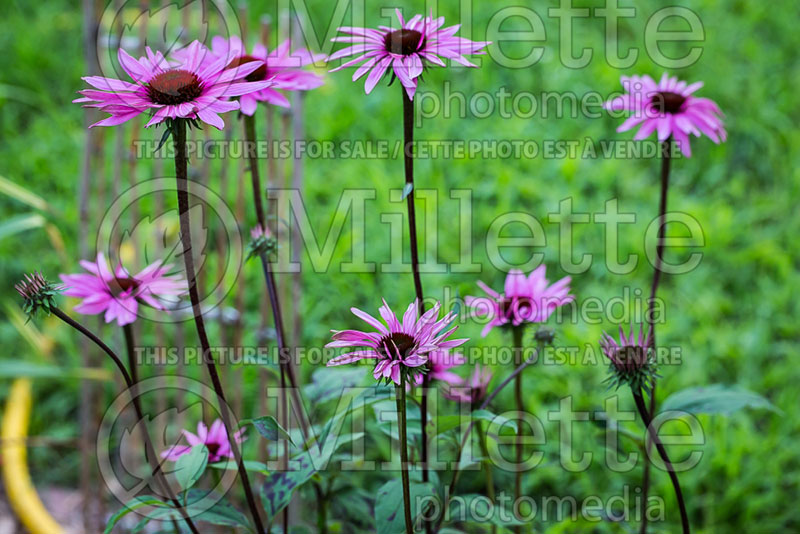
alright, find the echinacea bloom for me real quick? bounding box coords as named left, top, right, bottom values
left=444, top=364, right=492, bottom=404
left=328, top=9, right=489, bottom=99
left=326, top=299, right=468, bottom=385
left=203, top=36, right=324, bottom=113
left=604, top=73, right=726, bottom=157
left=600, top=324, right=658, bottom=391
left=411, top=349, right=466, bottom=387
left=60, top=253, right=187, bottom=326
left=161, top=419, right=246, bottom=464
left=74, top=41, right=274, bottom=129
left=466, top=266, right=574, bottom=337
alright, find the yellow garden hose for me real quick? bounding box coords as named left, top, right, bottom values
left=1, top=378, right=64, bottom=534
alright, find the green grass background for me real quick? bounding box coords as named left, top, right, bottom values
left=0, top=0, right=798, bottom=532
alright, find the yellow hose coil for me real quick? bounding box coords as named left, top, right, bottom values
left=1, top=378, right=64, bottom=534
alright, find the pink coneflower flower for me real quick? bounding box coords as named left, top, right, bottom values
left=411, top=350, right=466, bottom=387
left=59, top=253, right=187, bottom=326
left=600, top=324, right=658, bottom=391
left=328, top=9, right=489, bottom=100
left=604, top=73, right=726, bottom=157
left=74, top=40, right=274, bottom=129
left=466, top=266, right=574, bottom=337
left=203, top=36, right=324, bottom=114
left=326, top=299, right=468, bottom=385
left=443, top=364, right=492, bottom=404
left=161, top=419, right=246, bottom=464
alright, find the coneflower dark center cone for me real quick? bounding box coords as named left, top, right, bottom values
left=652, top=91, right=686, bottom=114
left=227, top=55, right=268, bottom=82
left=109, top=276, right=140, bottom=297
left=500, top=297, right=532, bottom=320
left=147, top=70, right=203, bottom=105
left=379, top=332, right=416, bottom=359
left=384, top=29, right=425, bottom=56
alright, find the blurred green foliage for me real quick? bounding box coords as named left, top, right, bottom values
left=0, top=0, right=798, bottom=532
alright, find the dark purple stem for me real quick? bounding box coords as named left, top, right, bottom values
left=402, top=86, right=430, bottom=534
left=396, top=375, right=414, bottom=534
left=641, top=139, right=672, bottom=533
left=243, top=113, right=324, bottom=532
left=632, top=389, right=690, bottom=534
left=52, top=308, right=200, bottom=534
left=172, top=119, right=266, bottom=534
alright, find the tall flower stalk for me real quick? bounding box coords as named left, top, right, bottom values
left=217, top=34, right=325, bottom=530
left=326, top=299, right=467, bottom=534
left=401, top=84, right=431, bottom=497
left=75, top=39, right=277, bottom=533
left=329, top=15, right=489, bottom=528
left=600, top=326, right=689, bottom=534
left=639, top=138, right=671, bottom=533
left=605, top=73, right=725, bottom=534
left=15, top=273, right=199, bottom=534
left=171, top=118, right=266, bottom=534
left=466, top=267, right=572, bottom=517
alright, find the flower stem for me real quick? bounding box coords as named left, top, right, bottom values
left=402, top=86, right=430, bottom=534
left=475, top=421, right=497, bottom=534
left=122, top=323, right=139, bottom=385
left=50, top=308, right=200, bottom=534
left=632, top=389, right=690, bottom=534
left=395, top=375, right=414, bottom=534
left=172, top=119, right=266, bottom=534
left=511, top=325, right=524, bottom=533
left=641, top=138, right=672, bottom=534
left=243, top=113, right=326, bottom=532
left=242, top=113, right=315, bottom=443
left=437, top=346, right=541, bottom=533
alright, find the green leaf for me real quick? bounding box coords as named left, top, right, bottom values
left=374, top=479, right=436, bottom=534
left=128, top=491, right=252, bottom=533
left=304, top=367, right=367, bottom=404
left=0, top=175, right=50, bottom=211
left=186, top=490, right=252, bottom=530
left=104, top=496, right=169, bottom=534
left=401, top=182, right=414, bottom=199
left=426, top=410, right=518, bottom=440
left=471, top=409, right=518, bottom=433
left=0, top=213, right=46, bottom=240
left=448, top=494, right=526, bottom=527
left=374, top=399, right=422, bottom=437
left=173, top=444, right=208, bottom=490
left=260, top=450, right=318, bottom=523
left=426, top=414, right=467, bottom=438
left=246, top=415, right=295, bottom=445
left=209, top=459, right=269, bottom=474
left=660, top=384, right=778, bottom=416
left=0, top=360, right=112, bottom=381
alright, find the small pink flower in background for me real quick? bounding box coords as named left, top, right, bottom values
left=205, top=36, right=325, bottom=114
left=411, top=350, right=466, bottom=387
left=59, top=253, right=187, bottom=326
left=444, top=364, right=493, bottom=404
left=74, top=41, right=273, bottom=129
left=604, top=73, right=726, bottom=157
left=466, top=266, right=574, bottom=337
left=326, top=299, right=468, bottom=385
left=161, top=419, right=245, bottom=464
left=328, top=9, right=489, bottom=100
